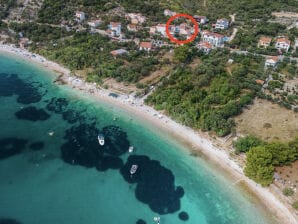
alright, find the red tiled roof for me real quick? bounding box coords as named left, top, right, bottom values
left=259, top=36, right=272, bottom=43
left=203, top=30, right=224, bottom=38
left=199, top=41, right=212, bottom=49
left=276, top=37, right=290, bottom=45
left=256, top=79, right=265, bottom=85
left=266, top=56, right=279, bottom=62
left=140, top=42, right=152, bottom=49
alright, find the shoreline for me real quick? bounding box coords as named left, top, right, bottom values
left=0, top=44, right=296, bottom=224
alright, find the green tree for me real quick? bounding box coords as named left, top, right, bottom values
left=244, top=146, right=274, bottom=186
left=233, top=135, right=263, bottom=154
left=173, top=44, right=192, bottom=63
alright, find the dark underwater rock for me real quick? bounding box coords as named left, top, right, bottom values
left=0, top=218, right=22, bottom=224
left=136, top=219, right=146, bottom=224
left=0, top=73, right=42, bottom=104
left=178, top=211, right=189, bottom=221
left=15, top=106, right=50, bottom=121
left=120, top=155, right=184, bottom=215
left=96, top=156, right=124, bottom=171
left=102, top=125, right=129, bottom=156
left=46, top=97, right=69, bottom=114
left=61, top=124, right=128, bottom=170
left=29, top=141, right=44, bottom=151
left=0, top=138, right=28, bottom=159
left=62, top=109, right=83, bottom=124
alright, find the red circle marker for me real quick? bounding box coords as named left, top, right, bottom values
left=166, top=13, right=199, bottom=44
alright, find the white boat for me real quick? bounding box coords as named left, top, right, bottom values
left=97, top=134, right=105, bottom=146
left=154, top=216, right=160, bottom=224
left=130, top=164, right=138, bottom=175
left=128, top=146, right=134, bottom=153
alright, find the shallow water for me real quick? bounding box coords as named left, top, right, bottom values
left=0, top=54, right=274, bottom=224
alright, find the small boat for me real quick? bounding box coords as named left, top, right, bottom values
left=154, top=216, right=160, bottom=223
left=97, top=134, right=105, bottom=146
left=128, top=146, right=134, bottom=153
left=130, top=164, right=138, bottom=175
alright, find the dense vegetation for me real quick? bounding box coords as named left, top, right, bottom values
left=9, top=22, right=70, bottom=42
left=0, top=0, right=17, bottom=19
left=240, top=136, right=298, bottom=186
left=146, top=49, right=265, bottom=136
left=34, top=32, right=160, bottom=83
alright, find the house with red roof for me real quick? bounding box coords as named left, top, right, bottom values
left=196, top=41, right=212, bottom=54
left=275, top=37, right=291, bottom=52
left=139, top=42, right=153, bottom=51
left=110, top=49, right=128, bottom=57
left=265, top=56, right=279, bottom=67
left=201, top=31, right=225, bottom=47
left=258, top=37, right=272, bottom=48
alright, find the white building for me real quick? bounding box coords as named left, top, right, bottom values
left=75, top=11, right=85, bottom=22
left=194, top=15, right=208, bottom=24
left=108, top=22, right=122, bottom=36
left=164, top=9, right=176, bottom=17
left=215, top=18, right=229, bottom=29
left=201, top=31, right=224, bottom=47
left=155, top=24, right=166, bottom=36
left=196, top=41, right=212, bottom=54
left=275, top=37, right=291, bottom=52
left=88, top=19, right=101, bottom=28
left=125, top=13, right=146, bottom=24
left=265, top=56, right=279, bottom=67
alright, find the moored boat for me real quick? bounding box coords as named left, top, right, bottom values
left=130, top=164, right=138, bottom=175
left=98, top=134, right=105, bottom=146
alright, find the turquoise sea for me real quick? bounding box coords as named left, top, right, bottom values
left=0, top=53, right=276, bottom=224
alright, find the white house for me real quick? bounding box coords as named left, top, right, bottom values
left=194, top=15, right=208, bottom=24
left=201, top=31, right=224, bottom=47
left=265, top=56, right=279, bottom=67
left=139, top=42, right=153, bottom=51
left=164, top=9, right=176, bottom=17
left=196, top=41, right=212, bottom=54
left=108, top=22, right=122, bottom=36
left=75, top=11, right=85, bottom=22
left=155, top=24, right=167, bottom=36
left=125, top=13, right=146, bottom=24
left=258, top=36, right=272, bottom=48
left=110, top=49, right=128, bottom=57
left=88, top=19, right=101, bottom=28
left=127, top=24, right=138, bottom=31
left=275, top=37, right=291, bottom=52
left=215, top=18, right=229, bottom=29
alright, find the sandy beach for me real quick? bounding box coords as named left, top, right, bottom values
left=0, top=43, right=297, bottom=224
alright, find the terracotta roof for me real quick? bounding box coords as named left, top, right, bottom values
left=110, top=49, right=128, bottom=56
left=276, top=37, right=290, bottom=45
left=259, top=36, right=272, bottom=43
left=140, top=42, right=152, bottom=49
left=199, top=41, right=212, bottom=49
left=256, top=79, right=265, bottom=85
left=203, top=30, right=224, bottom=38
left=127, top=24, right=137, bottom=29
left=266, top=56, right=279, bottom=62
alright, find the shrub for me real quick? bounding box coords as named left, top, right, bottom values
left=233, top=135, right=263, bottom=154
left=293, top=201, right=298, bottom=210
left=283, top=188, right=294, bottom=197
